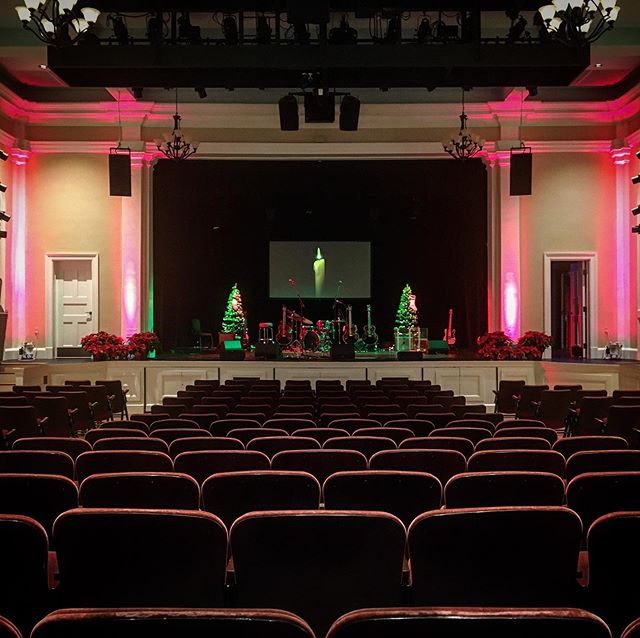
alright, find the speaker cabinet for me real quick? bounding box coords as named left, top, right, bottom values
left=279, top=95, right=299, bottom=131
left=510, top=150, right=532, bottom=196
left=331, top=343, right=355, bottom=360
left=340, top=95, right=360, bottom=131
left=428, top=339, right=449, bottom=354
left=254, top=343, right=281, bottom=360
left=397, top=350, right=423, bottom=361
left=108, top=151, right=132, bottom=197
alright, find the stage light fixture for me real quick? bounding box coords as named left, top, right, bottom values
left=222, top=15, right=239, bottom=45
left=633, top=204, right=640, bottom=216
left=526, top=86, right=538, bottom=97
left=416, top=16, right=431, bottom=42
left=0, top=212, right=10, bottom=223
left=0, top=183, right=6, bottom=193
left=146, top=12, right=164, bottom=45
left=633, top=174, right=640, bottom=185
left=632, top=225, right=640, bottom=234
left=507, top=14, right=528, bottom=42
left=0, top=150, right=7, bottom=162
left=292, top=22, right=310, bottom=44
left=384, top=14, right=402, bottom=43
left=108, top=14, right=129, bottom=45
left=195, top=87, right=207, bottom=99
left=328, top=14, right=357, bottom=44
left=178, top=12, right=201, bottom=44
left=256, top=15, right=272, bottom=44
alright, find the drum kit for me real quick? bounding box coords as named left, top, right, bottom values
left=277, top=306, right=341, bottom=354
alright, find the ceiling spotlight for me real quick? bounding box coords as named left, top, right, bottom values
left=256, top=15, right=271, bottom=44
left=526, top=85, right=538, bottom=97
left=632, top=225, right=640, bottom=234
left=108, top=14, right=129, bottom=45
left=507, top=14, right=528, bottom=42
left=195, top=87, right=207, bottom=99
left=222, top=15, right=239, bottom=45
left=0, top=183, right=6, bottom=193
left=632, top=175, right=640, bottom=185
left=416, top=16, right=431, bottom=42
left=633, top=205, right=640, bottom=216
left=178, top=12, right=201, bottom=44
left=0, top=150, right=7, bottom=162
left=146, top=12, right=164, bottom=45
left=384, top=14, right=402, bottom=44
left=0, top=212, right=10, bottom=223
left=329, top=14, right=358, bottom=45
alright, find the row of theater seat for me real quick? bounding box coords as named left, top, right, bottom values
left=1, top=506, right=639, bottom=636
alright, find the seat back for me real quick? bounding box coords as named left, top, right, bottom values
left=272, top=449, right=367, bottom=484
left=75, top=450, right=173, bottom=483
left=603, top=406, right=640, bottom=447
left=92, top=437, right=169, bottom=454
left=323, top=470, right=442, bottom=526
left=54, top=508, right=228, bottom=607
left=231, top=510, right=405, bottom=636
left=566, top=450, right=640, bottom=481
left=209, top=418, right=261, bottom=436
left=263, top=418, right=317, bottom=434
left=516, top=385, right=549, bottom=419
left=79, top=472, right=200, bottom=509
left=467, top=450, right=566, bottom=478
left=152, top=428, right=212, bottom=445
left=149, top=418, right=200, bottom=431
left=494, top=379, right=526, bottom=414
left=12, top=437, right=91, bottom=459
left=384, top=419, right=434, bottom=437
left=325, top=608, right=611, bottom=638
left=537, top=390, right=573, bottom=429
left=0, top=450, right=74, bottom=479
left=226, top=427, right=288, bottom=445
left=447, top=419, right=496, bottom=432
left=247, top=436, right=320, bottom=457
left=174, top=450, right=270, bottom=484
left=0, top=406, right=40, bottom=438
left=323, top=436, right=396, bottom=459
left=85, top=428, right=146, bottom=445
left=292, top=428, right=350, bottom=445
left=95, top=380, right=126, bottom=415
left=31, top=608, right=314, bottom=638
left=408, top=506, right=581, bottom=606
left=494, top=427, right=558, bottom=444
left=202, top=471, right=321, bottom=528
left=168, top=436, right=244, bottom=458
left=444, top=471, right=565, bottom=508
left=553, top=435, right=628, bottom=458
left=574, top=397, right=613, bottom=435
left=430, top=427, right=492, bottom=445
left=475, top=437, right=551, bottom=451
left=400, top=436, right=475, bottom=458
left=370, top=449, right=466, bottom=485
left=32, top=396, right=71, bottom=437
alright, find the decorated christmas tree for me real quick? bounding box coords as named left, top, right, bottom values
left=221, top=283, right=246, bottom=337
left=395, top=284, right=418, bottom=334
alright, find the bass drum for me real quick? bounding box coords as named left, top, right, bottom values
left=302, top=329, right=321, bottom=352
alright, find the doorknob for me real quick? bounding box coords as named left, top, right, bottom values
left=86, top=311, right=93, bottom=321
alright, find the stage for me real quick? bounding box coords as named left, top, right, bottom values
left=1, top=357, right=639, bottom=413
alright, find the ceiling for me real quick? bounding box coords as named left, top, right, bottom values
left=0, top=1, right=638, bottom=104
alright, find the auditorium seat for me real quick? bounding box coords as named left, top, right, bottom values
left=325, top=607, right=611, bottom=638
left=226, top=412, right=268, bottom=424
left=429, top=427, right=492, bottom=445
left=400, top=436, right=475, bottom=459
left=366, top=412, right=410, bottom=425
left=601, top=406, right=640, bottom=447
left=178, top=413, right=222, bottom=429
left=514, top=385, right=549, bottom=419
left=85, top=428, right=148, bottom=445
left=588, top=511, right=640, bottom=636
left=444, top=471, right=565, bottom=508
left=202, top=471, right=321, bottom=527
left=566, top=472, right=640, bottom=537
left=209, top=418, right=261, bottom=436
left=323, top=470, right=442, bottom=525
left=494, top=427, right=558, bottom=445
left=0, top=396, right=30, bottom=407
left=384, top=419, right=434, bottom=437
left=149, top=418, right=200, bottom=431
left=493, top=380, right=526, bottom=414
left=12, top=436, right=91, bottom=459
left=31, top=608, right=314, bottom=638
left=152, top=404, right=188, bottom=419
left=370, top=449, right=466, bottom=485
left=271, top=449, right=368, bottom=484
left=566, top=450, right=640, bottom=481
left=75, top=451, right=173, bottom=483
left=0, top=406, right=44, bottom=442
left=54, top=508, right=227, bottom=607
left=413, top=413, right=457, bottom=428
left=163, top=397, right=196, bottom=411
left=79, top=472, right=200, bottom=510
left=92, top=437, right=170, bottom=454
left=80, top=385, right=114, bottom=423
left=248, top=436, right=320, bottom=457
left=552, top=435, right=628, bottom=458
left=453, top=403, right=487, bottom=418
left=230, top=510, right=405, bottom=636
left=571, top=397, right=613, bottom=436
left=495, top=419, right=549, bottom=431
left=174, top=450, right=270, bottom=484
left=475, top=437, right=551, bottom=451
left=32, top=396, right=72, bottom=437
left=447, top=418, right=496, bottom=432
left=190, top=405, right=227, bottom=417
left=532, top=389, right=573, bottom=432
left=130, top=413, right=171, bottom=427
left=408, top=506, right=582, bottom=606
left=0, top=474, right=78, bottom=537
left=263, top=418, right=316, bottom=434
left=323, top=436, right=396, bottom=458
left=291, top=427, right=350, bottom=445
left=352, top=427, right=414, bottom=445
left=320, top=404, right=359, bottom=415
left=0, top=450, right=74, bottom=479
left=95, top=380, right=129, bottom=420
left=13, top=385, right=42, bottom=393
left=467, top=413, right=505, bottom=426
left=233, top=404, right=274, bottom=417
left=324, top=418, right=381, bottom=434
left=467, top=450, right=566, bottom=478
left=98, top=420, right=149, bottom=434
left=64, top=380, right=91, bottom=387
left=168, top=436, right=244, bottom=458
left=0, top=514, right=49, bottom=634
left=152, top=428, right=212, bottom=446
left=0, top=617, right=21, bottom=638
left=227, top=428, right=288, bottom=445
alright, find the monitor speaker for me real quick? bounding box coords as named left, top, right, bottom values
left=254, top=343, right=281, bottom=360
left=279, top=95, right=299, bottom=131
left=108, top=151, right=132, bottom=197
left=428, top=339, right=449, bottom=354
left=331, top=343, right=355, bottom=360
left=510, top=150, right=532, bottom=196
left=220, top=340, right=246, bottom=360
left=397, top=350, right=423, bottom=361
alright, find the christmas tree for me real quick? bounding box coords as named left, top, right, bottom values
left=221, top=283, right=246, bottom=337
left=395, top=284, right=418, bottom=334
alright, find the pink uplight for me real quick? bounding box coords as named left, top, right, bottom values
left=504, top=272, right=519, bottom=341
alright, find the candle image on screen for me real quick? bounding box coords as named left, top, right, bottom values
left=313, top=247, right=325, bottom=297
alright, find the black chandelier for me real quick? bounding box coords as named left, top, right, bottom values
left=442, top=89, right=484, bottom=160
left=15, top=0, right=100, bottom=47
left=155, top=89, right=199, bottom=161
left=538, top=0, right=620, bottom=44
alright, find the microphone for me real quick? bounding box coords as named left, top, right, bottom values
left=288, top=278, right=296, bottom=285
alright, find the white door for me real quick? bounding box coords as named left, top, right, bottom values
left=54, top=260, right=95, bottom=350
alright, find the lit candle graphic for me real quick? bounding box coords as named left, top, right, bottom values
left=313, top=246, right=325, bottom=297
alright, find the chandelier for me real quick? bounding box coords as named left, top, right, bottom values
left=15, top=0, right=100, bottom=47
left=156, top=90, right=199, bottom=161
left=442, top=89, right=484, bottom=160
left=538, top=0, right=620, bottom=44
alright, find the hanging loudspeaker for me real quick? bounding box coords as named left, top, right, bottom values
left=510, top=146, right=532, bottom=196
left=109, top=147, right=132, bottom=197
left=279, top=95, right=299, bottom=131
left=340, top=95, right=360, bottom=131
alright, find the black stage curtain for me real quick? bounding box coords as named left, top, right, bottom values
left=153, top=159, right=488, bottom=350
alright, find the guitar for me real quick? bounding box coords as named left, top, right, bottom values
left=276, top=304, right=292, bottom=346
left=342, top=304, right=359, bottom=344
left=362, top=304, right=378, bottom=348
left=443, top=308, right=456, bottom=347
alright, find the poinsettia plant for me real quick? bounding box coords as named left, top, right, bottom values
left=126, top=332, right=160, bottom=358
left=477, top=330, right=552, bottom=360
left=80, top=331, right=126, bottom=360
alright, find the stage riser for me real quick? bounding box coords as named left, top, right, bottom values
left=2, top=360, right=637, bottom=412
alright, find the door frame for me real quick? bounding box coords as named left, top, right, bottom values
left=543, top=251, right=598, bottom=359
left=45, top=252, right=99, bottom=359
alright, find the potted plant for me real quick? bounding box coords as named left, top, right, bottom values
left=126, top=332, right=160, bottom=360
left=80, top=331, right=126, bottom=361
